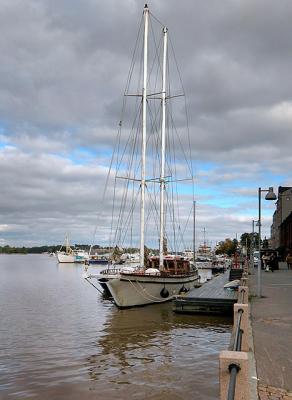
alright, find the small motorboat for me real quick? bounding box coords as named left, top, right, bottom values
left=224, top=279, right=240, bottom=290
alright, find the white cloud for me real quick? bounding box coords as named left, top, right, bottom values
left=0, top=0, right=290, bottom=247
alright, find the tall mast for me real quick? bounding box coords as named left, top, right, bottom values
left=140, top=4, right=149, bottom=268
left=65, top=233, right=70, bottom=253
left=159, top=26, right=168, bottom=270
left=193, top=200, right=196, bottom=262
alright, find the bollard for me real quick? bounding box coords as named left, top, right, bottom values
left=242, top=260, right=248, bottom=270
left=233, top=303, right=249, bottom=352
left=219, top=350, right=249, bottom=400
left=240, top=273, right=248, bottom=286
left=242, top=272, right=248, bottom=280
left=240, top=278, right=247, bottom=287
left=238, top=286, right=249, bottom=304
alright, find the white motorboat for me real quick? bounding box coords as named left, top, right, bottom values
left=74, top=249, right=89, bottom=263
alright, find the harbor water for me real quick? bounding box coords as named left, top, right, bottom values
left=0, top=255, right=232, bottom=399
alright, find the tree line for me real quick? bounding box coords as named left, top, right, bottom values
left=0, top=244, right=151, bottom=255
left=215, top=232, right=269, bottom=257
left=0, top=244, right=94, bottom=254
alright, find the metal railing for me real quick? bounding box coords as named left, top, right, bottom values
left=233, top=308, right=244, bottom=351
left=227, top=363, right=241, bottom=400
left=220, top=262, right=250, bottom=400
left=227, top=307, right=244, bottom=399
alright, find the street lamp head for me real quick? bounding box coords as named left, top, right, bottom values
left=265, top=187, right=277, bottom=201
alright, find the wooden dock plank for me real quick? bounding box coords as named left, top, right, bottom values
left=173, top=270, right=238, bottom=314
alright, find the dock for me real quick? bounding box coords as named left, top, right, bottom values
left=173, top=270, right=238, bottom=314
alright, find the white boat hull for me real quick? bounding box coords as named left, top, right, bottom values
left=56, top=252, right=75, bottom=263
left=106, top=273, right=198, bottom=308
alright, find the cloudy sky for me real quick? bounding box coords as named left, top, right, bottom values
left=1, top=0, right=291, bottom=248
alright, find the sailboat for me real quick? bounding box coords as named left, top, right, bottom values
left=56, top=234, right=75, bottom=263
left=196, top=228, right=213, bottom=262
left=85, top=5, right=198, bottom=307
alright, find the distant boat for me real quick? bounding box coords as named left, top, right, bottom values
left=195, top=227, right=213, bottom=262
left=88, top=254, right=109, bottom=265
left=196, top=245, right=212, bottom=262
left=195, top=244, right=212, bottom=273
left=120, top=253, right=140, bottom=264
left=74, top=249, right=89, bottom=263
left=56, top=235, right=75, bottom=263
left=56, top=235, right=88, bottom=263
left=56, top=251, right=75, bottom=263
left=183, top=249, right=194, bottom=261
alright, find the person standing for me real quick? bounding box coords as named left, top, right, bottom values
left=286, top=252, right=292, bottom=270
left=270, top=253, right=276, bottom=272
left=262, top=253, right=270, bottom=271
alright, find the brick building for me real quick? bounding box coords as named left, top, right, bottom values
left=280, top=211, right=292, bottom=252
left=270, top=186, right=292, bottom=250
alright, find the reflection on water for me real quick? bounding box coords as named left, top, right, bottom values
left=86, top=305, right=231, bottom=399
left=0, top=255, right=232, bottom=400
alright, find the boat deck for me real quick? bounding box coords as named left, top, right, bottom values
left=173, top=270, right=238, bottom=315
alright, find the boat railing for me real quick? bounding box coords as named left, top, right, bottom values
left=100, top=268, right=121, bottom=275
left=219, top=260, right=250, bottom=399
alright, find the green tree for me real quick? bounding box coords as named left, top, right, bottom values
left=240, top=232, right=260, bottom=256
left=216, top=238, right=238, bottom=256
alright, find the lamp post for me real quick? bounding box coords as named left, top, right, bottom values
left=257, top=187, right=277, bottom=297
left=250, top=219, right=256, bottom=272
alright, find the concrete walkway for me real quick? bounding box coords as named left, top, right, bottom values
left=249, top=263, right=292, bottom=399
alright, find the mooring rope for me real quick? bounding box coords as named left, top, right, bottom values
left=124, top=277, right=173, bottom=303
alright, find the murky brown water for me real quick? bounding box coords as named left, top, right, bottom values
left=0, top=255, right=232, bottom=399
